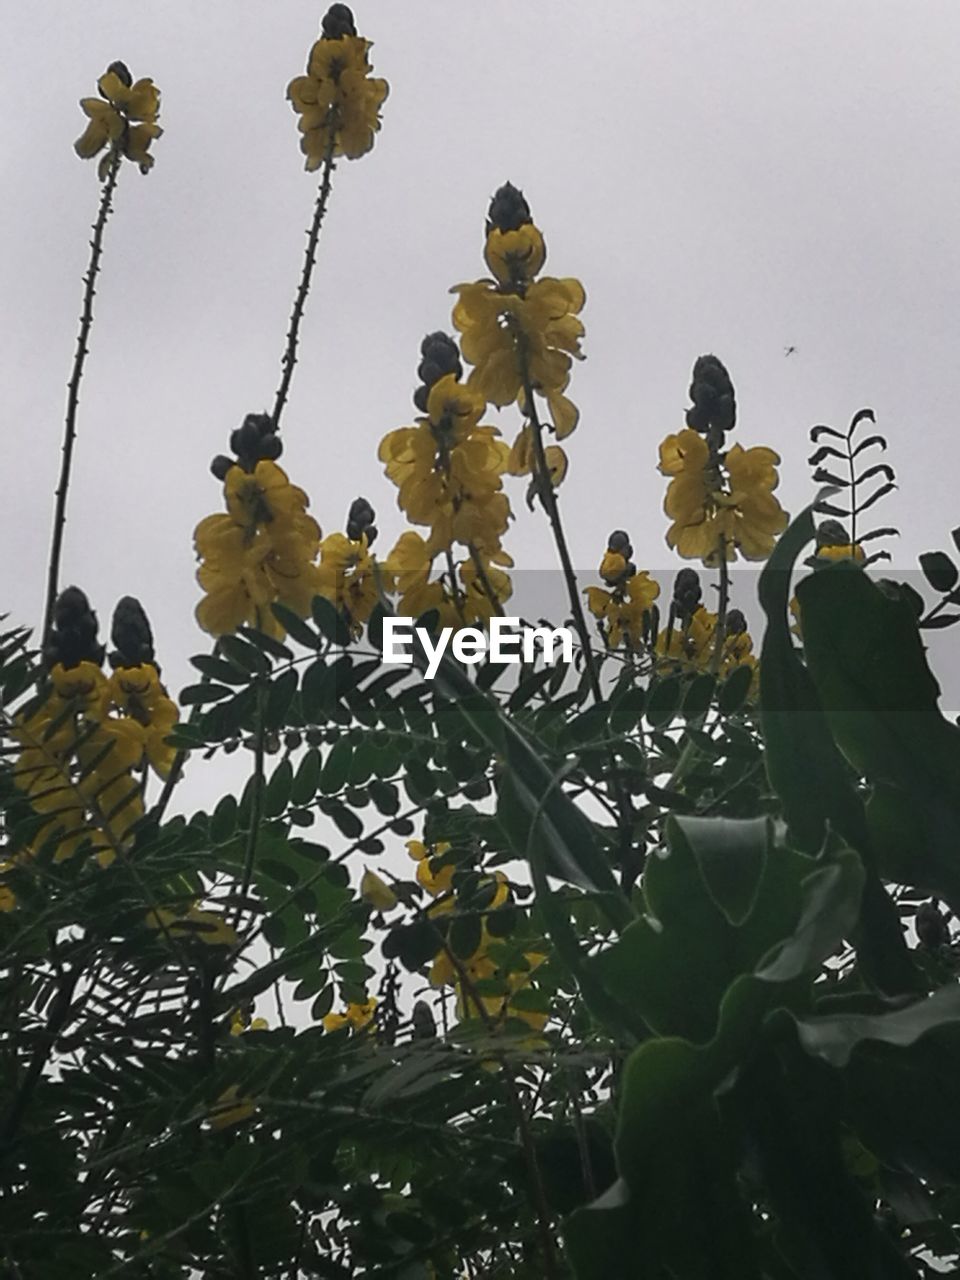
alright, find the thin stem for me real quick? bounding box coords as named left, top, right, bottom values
left=710, top=542, right=730, bottom=675
left=520, top=378, right=601, bottom=704
left=516, top=351, right=638, bottom=881
left=847, top=422, right=858, bottom=546
left=43, top=152, right=122, bottom=643
left=272, top=115, right=338, bottom=431
left=234, top=680, right=266, bottom=926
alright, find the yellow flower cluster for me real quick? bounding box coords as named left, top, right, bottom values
left=195, top=460, right=323, bottom=639
left=314, top=531, right=381, bottom=635
left=656, top=606, right=758, bottom=682
left=585, top=532, right=661, bottom=650
left=287, top=6, right=388, bottom=167
left=451, top=183, right=584, bottom=506
left=381, top=333, right=514, bottom=628
left=323, top=997, right=377, bottom=1033
left=13, top=656, right=177, bottom=869
left=659, top=428, right=788, bottom=565
left=74, top=63, right=162, bottom=180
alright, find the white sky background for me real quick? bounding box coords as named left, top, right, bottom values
left=3, top=0, right=960, bottom=731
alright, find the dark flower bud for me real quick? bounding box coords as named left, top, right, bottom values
left=486, top=182, right=532, bottom=235
left=245, top=412, right=276, bottom=439
left=816, top=519, right=849, bottom=548
left=284, top=729, right=303, bottom=751
left=110, top=596, right=156, bottom=669
left=258, top=434, right=283, bottom=461
left=46, top=586, right=105, bottom=670
left=607, top=529, right=632, bottom=555
left=916, top=899, right=950, bottom=950
left=347, top=497, right=377, bottom=546
left=106, top=61, right=133, bottom=88
left=685, top=354, right=736, bottom=437
left=210, top=454, right=233, bottom=481
left=229, top=428, right=243, bottom=455
left=672, top=567, right=702, bottom=610
left=414, top=333, right=462, bottom=409
left=305, top=727, right=324, bottom=747
left=725, top=608, right=748, bottom=636
left=321, top=4, right=357, bottom=38
left=418, top=333, right=462, bottom=380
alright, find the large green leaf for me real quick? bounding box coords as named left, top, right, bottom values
left=758, top=500, right=919, bottom=994
left=798, top=564, right=960, bottom=909
left=589, top=817, right=862, bottom=1043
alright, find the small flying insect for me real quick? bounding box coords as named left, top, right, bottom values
left=784, top=345, right=797, bottom=357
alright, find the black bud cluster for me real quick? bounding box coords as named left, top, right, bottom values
left=685, top=355, right=736, bottom=437
left=672, top=567, right=702, bottom=621
left=603, top=530, right=636, bottom=583
left=321, top=4, right=357, bottom=37
left=816, top=519, right=849, bottom=548
left=110, top=596, right=156, bottom=670
left=486, top=182, right=532, bottom=235
left=106, top=60, right=133, bottom=88
left=413, top=332, right=462, bottom=413
left=211, top=412, right=283, bottom=479
left=44, top=586, right=105, bottom=671
left=347, top=496, right=377, bottom=547
left=725, top=608, right=748, bottom=636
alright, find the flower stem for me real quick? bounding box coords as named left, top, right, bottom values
left=272, top=119, right=338, bottom=431
left=42, top=152, right=122, bottom=644
left=710, top=541, right=730, bottom=675
left=517, top=355, right=639, bottom=879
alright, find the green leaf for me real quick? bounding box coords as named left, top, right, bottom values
left=718, top=663, right=753, bottom=715
left=291, top=749, right=321, bottom=807
left=263, top=759, right=293, bottom=818
left=311, top=595, right=351, bottom=646
left=681, top=673, right=715, bottom=722
left=189, top=654, right=251, bottom=685
left=238, top=625, right=293, bottom=661
left=264, top=668, right=299, bottom=729
left=320, top=737, right=352, bottom=795
left=220, top=634, right=270, bottom=676
left=270, top=602, right=319, bottom=649
left=645, top=676, right=682, bottom=728
left=179, top=683, right=234, bottom=707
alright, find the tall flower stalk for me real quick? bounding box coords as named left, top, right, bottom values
left=44, top=63, right=163, bottom=644
left=276, top=4, right=389, bottom=429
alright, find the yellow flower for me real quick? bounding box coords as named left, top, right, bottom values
left=314, top=532, right=382, bottom=633
left=586, top=572, right=660, bottom=650
left=484, top=224, right=546, bottom=288
left=460, top=558, right=512, bottom=627
left=195, top=461, right=323, bottom=639
left=323, top=997, right=377, bottom=1032
left=288, top=32, right=388, bottom=165
left=360, top=867, right=397, bottom=912
left=74, top=64, right=162, bottom=179
left=659, top=429, right=788, bottom=564
left=656, top=605, right=758, bottom=683
left=106, top=665, right=178, bottom=778
left=816, top=542, right=865, bottom=563
left=451, top=277, right=586, bottom=425
left=379, top=372, right=512, bottom=569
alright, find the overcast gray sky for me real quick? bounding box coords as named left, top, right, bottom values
left=4, top=0, right=960, bottom=707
